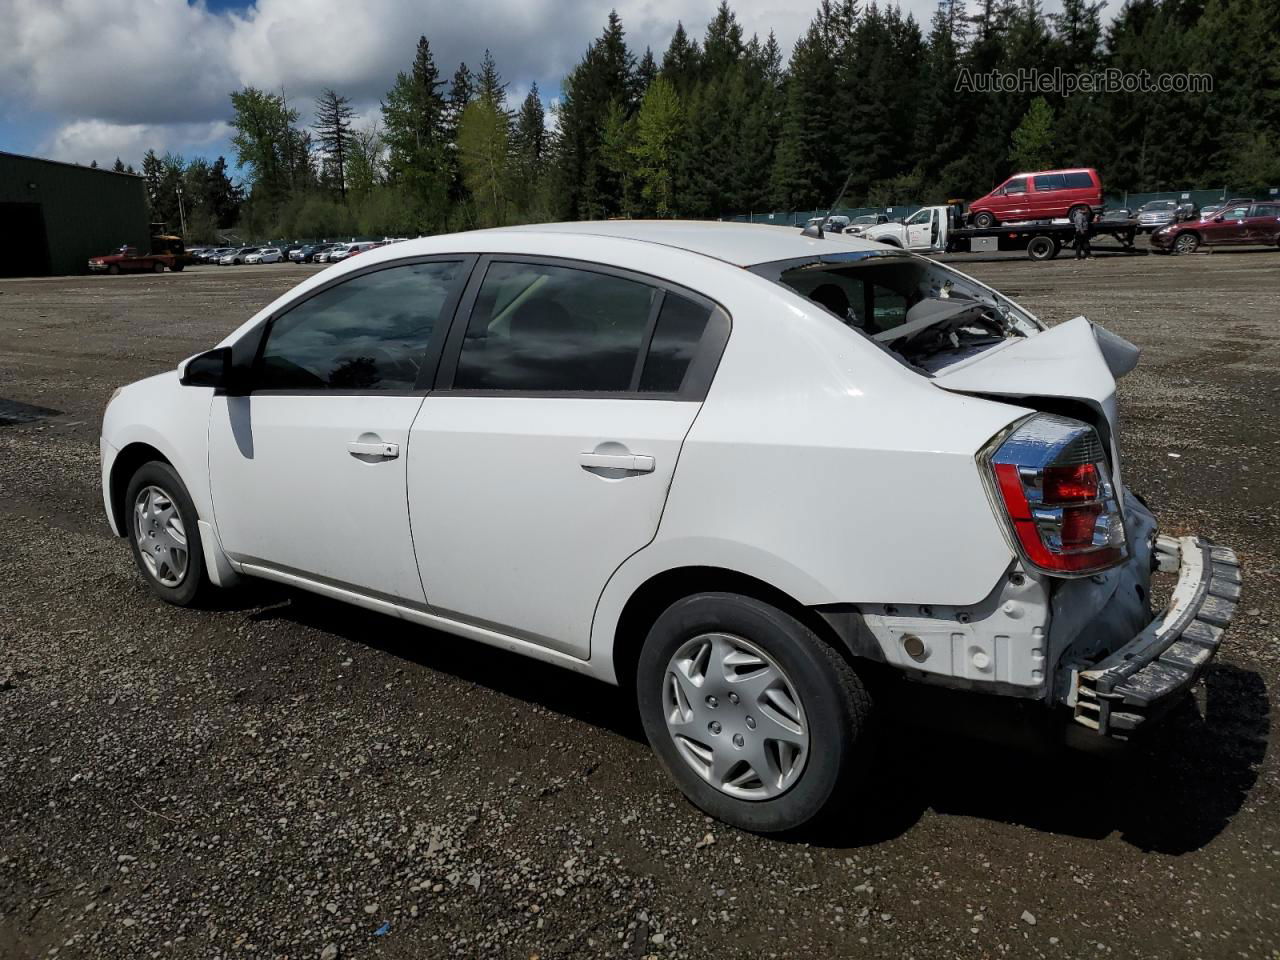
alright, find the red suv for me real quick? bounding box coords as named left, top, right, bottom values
left=968, top=168, right=1103, bottom=228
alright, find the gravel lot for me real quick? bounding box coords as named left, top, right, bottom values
left=1, top=250, right=1277, bottom=960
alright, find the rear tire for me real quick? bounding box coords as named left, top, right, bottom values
left=1027, top=235, right=1057, bottom=261
left=124, top=461, right=211, bottom=607
left=152, top=262, right=165, bottom=273
left=1067, top=204, right=1090, bottom=223
left=972, top=211, right=996, bottom=228
left=636, top=592, right=875, bottom=834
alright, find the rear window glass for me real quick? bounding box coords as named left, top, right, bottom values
left=779, top=258, right=921, bottom=335
left=1033, top=174, right=1066, bottom=191
left=1061, top=172, right=1094, bottom=188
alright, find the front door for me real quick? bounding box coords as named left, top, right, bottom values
left=408, top=258, right=726, bottom=657
left=904, top=209, right=933, bottom=249
left=1203, top=203, right=1251, bottom=244
left=208, top=257, right=470, bottom=601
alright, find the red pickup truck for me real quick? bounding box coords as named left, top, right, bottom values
left=89, top=236, right=193, bottom=275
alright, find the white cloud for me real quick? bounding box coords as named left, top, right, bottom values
left=44, top=119, right=233, bottom=166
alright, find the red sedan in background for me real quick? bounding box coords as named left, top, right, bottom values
left=1151, top=200, right=1280, bottom=253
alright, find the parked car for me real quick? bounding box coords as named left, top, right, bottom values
left=843, top=214, right=891, bottom=235
left=1135, top=200, right=1182, bottom=233
left=88, top=237, right=193, bottom=274
left=1198, top=198, right=1253, bottom=221
left=245, top=247, right=284, bottom=264
left=101, top=221, right=1238, bottom=833
left=967, top=168, right=1103, bottom=228
left=326, top=241, right=378, bottom=262
left=291, top=243, right=332, bottom=263
left=1098, top=207, right=1133, bottom=224
left=219, top=247, right=259, bottom=265
left=1150, top=199, right=1280, bottom=253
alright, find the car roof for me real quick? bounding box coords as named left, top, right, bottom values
left=486, top=220, right=886, bottom=268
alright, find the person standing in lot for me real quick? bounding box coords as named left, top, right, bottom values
left=1072, top=205, right=1094, bottom=260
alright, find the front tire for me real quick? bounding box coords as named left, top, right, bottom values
left=972, top=211, right=997, bottom=228
left=1174, top=233, right=1200, bottom=254
left=636, top=593, right=875, bottom=833
left=125, top=461, right=210, bottom=606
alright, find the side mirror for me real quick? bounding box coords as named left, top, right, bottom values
left=1214, top=215, right=1225, bottom=222
left=180, top=347, right=232, bottom=389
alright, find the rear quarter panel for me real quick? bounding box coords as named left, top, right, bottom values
left=590, top=276, right=1027, bottom=676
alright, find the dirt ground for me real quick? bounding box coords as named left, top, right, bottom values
left=1, top=249, right=1277, bottom=960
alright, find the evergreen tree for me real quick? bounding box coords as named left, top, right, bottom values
left=476, top=49, right=510, bottom=115
left=381, top=36, right=450, bottom=227
left=457, top=98, right=511, bottom=226
left=1010, top=95, right=1056, bottom=170
left=661, top=22, right=701, bottom=92
left=632, top=76, right=683, bottom=215
left=112, top=157, right=125, bottom=173
left=770, top=22, right=837, bottom=210
left=636, top=47, right=658, bottom=93
left=510, top=84, right=547, bottom=214
left=313, top=87, right=355, bottom=197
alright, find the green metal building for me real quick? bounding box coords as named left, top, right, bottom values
left=0, top=151, right=150, bottom=277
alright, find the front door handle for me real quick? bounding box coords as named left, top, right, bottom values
left=579, top=452, right=655, bottom=473
left=347, top=440, right=399, bottom=459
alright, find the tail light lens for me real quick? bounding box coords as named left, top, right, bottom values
left=986, top=414, right=1126, bottom=575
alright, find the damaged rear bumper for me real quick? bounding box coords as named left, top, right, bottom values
left=1070, top=536, right=1240, bottom=738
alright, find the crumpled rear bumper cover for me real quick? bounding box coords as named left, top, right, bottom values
left=1072, top=535, right=1240, bottom=738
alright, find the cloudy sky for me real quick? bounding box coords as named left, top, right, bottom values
left=1, top=0, right=1082, bottom=176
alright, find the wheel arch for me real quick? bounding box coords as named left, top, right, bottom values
left=108, top=441, right=173, bottom=537
left=608, top=565, right=875, bottom=700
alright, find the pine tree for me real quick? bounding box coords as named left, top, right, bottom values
left=661, top=22, right=701, bottom=92
left=510, top=84, right=547, bottom=213
left=112, top=157, right=125, bottom=173
left=1010, top=96, right=1056, bottom=170
left=770, top=22, right=837, bottom=210
left=632, top=77, right=683, bottom=216
left=381, top=36, right=449, bottom=226
left=457, top=98, right=510, bottom=226
left=636, top=47, right=658, bottom=93
left=476, top=49, right=510, bottom=116
left=313, top=88, right=355, bottom=198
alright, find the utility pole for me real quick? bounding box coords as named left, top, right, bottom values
left=176, top=185, right=188, bottom=242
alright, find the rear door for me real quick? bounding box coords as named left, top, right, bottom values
left=1245, top=203, right=1280, bottom=243
left=407, top=257, right=729, bottom=657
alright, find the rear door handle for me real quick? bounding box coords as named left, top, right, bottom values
left=579, top=452, right=655, bottom=473
left=347, top=440, right=399, bottom=459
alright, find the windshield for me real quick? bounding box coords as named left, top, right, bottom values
left=1140, top=201, right=1176, bottom=211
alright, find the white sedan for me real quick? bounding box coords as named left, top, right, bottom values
left=100, top=221, right=1238, bottom=832
left=245, top=247, right=284, bottom=264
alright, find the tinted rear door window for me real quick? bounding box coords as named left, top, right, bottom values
left=639, top=294, right=713, bottom=393
left=453, top=261, right=660, bottom=392
left=1033, top=174, right=1066, bottom=191
left=1062, top=172, right=1094, bottom=188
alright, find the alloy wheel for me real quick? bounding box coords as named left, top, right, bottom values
left=132, top=485, right=189, bottom=587
left=663, top=633, right=809, bottom=800
left=1175, top=234, right=1199, bottom=254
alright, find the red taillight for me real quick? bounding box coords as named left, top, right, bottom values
left=987, top=415, right=1126, bottom=576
